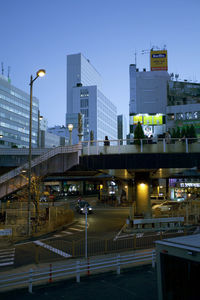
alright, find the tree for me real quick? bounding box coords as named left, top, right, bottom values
left=134, top=122, right=145, bottom=144
left=176, top=127, right=181, bottom=138
left=189, top=124, right=196, bottom=138
left=171, top=128, right=176, bottom=138
left=15, top=173, right=44, bottom=233
left=180, top=127, right=186, bottom=138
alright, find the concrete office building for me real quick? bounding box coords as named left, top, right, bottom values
left=66, top=53, right=117, bottom=143
left=40, top=120, right=68, bottom=148
left=129, top=64, right=170, bottom=137
left=0, top=74, right=39, bottom=148
left=166, top=80, right=200, bottom=137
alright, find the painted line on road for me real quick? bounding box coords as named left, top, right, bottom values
left=34, top=241, right=71, bottom=258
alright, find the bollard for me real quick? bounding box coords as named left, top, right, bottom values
left=76, top=260, right=80, bottom=283
left=28, top=268, right=33, bottom=293
left=49, top=263, right=52, bottom=283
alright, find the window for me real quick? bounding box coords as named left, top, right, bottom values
left=80, top=98, right=88, bottom=108
left=80, top=89, right=89, bottom=97
left=80, top=109, right=88, bottom=118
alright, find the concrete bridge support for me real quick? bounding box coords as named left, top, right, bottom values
left=135, top=172, right=151, bottom=217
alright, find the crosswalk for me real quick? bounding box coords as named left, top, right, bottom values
left=52, top=223, right=87, bottom=239
left=0, top=248, right=15, bottom=267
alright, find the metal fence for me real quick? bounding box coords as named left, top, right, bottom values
left=0, top=249, right=155, bottom=293
left=81, top=137, right=200, bottom=155
left=35, top=227, right=196, bottom=263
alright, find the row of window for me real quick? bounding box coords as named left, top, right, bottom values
left=0, top=121, right=37, bottom=136
left=80, top=109, right=89, bottom=118
left=0, top=101, right=38, bottom=122
left=168, top=111, right=200, bottom=121
left=80, top=98, right=89, bottom=108
left=0, top=92, right=38, bottom=113
left=0, top=130, right=36, bottom=145
left=0, top=112, right=29, bottom=128
left=80, top=89, right=89, bottom=97
left=10, top=90, right=38, bottom=107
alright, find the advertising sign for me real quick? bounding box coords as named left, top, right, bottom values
left=133, top=115, right=143, bottom=125
left=144, top=116, right=153, bottom=125
left=150, top=50, right=168, bottom=71
left=153, top=115, right=163, bottom=125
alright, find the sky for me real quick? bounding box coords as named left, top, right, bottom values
left=0, top=0, right=200, bottom=127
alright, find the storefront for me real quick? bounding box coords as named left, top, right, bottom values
left=169, top=178, right=200, bottom=201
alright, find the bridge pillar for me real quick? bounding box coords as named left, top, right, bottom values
left=135, top=172, right=151, bottom=217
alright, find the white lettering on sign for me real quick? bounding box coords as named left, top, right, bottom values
left=0, top=228, right=12, bottom=236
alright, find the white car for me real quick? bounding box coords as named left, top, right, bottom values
left=152, top=201, right=179, bottom=212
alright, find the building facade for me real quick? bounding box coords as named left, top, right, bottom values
left=0, top=74, right=39, bottom=148
left=166, top=80, right=200, bottom=137
left=129, top=64, right=170, bottom=138
left=66, top=53, right=117, bottom=143
left=117, top=114, right=127, bottom=144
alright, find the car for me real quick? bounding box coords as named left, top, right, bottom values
left=75, top=201, right=93, bottom=214
left=152, top=201, right=180, bottom=212
left=40, top=196, right=47, bottom=202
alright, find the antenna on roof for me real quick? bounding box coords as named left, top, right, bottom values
left=8, top=66, right=11, bottom=79
left=1, top=62, right=4, bottom=75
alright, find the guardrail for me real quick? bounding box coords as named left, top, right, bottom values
left=81, top=137, right=200, bottom=155
left=0, top=249, right=155, bottom=293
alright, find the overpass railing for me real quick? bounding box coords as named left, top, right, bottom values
left=0, top=144, right=82, bottom=185
left=81, top=138, right=200, bottom=155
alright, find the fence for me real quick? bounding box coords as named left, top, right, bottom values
left=81, top=137, right=200, bottom=155
left=33, top=227, right=197, bottom=264
left=0, top=249, right=155, bottom=293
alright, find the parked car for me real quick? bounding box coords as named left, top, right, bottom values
left=152, top=201, right=180, bottom=212
left=75, top=201, right=93, bottom=214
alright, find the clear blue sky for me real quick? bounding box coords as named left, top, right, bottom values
left=1, top=0, right=200, bottom=127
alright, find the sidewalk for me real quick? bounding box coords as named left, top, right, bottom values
left=0, top=264, right=158, bottom=300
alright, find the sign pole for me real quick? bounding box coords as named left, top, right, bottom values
left=85, top=205, right=88, bottom=259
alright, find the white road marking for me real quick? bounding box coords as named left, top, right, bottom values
left=0, top=248, right=15, bottom=267
left=34, top=241, right=71, bottom=258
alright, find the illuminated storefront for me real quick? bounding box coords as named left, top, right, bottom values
left=169, top=179, right=200, bottom=201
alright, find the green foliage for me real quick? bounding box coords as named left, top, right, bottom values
left=176, top=127, right=181, bottom=138
left=171, top=128, right=176, bottom=138
left=134, top=122, right=145, bottom=139
left=180, top=127, right=186, bottom=138
left=189, top=124, right=196, bottom=138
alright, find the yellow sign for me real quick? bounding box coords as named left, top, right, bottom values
left=133, top=115, right=143, bottom=124
left=150, top=50, right=168, bottom=71
left=144, top=116, right=153, bottom=125
left=153, top=115, right=163, bottom=125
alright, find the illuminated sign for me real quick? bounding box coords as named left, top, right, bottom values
left=150, top=50, right=168, bottom=71
left=153, top=115, right=163, bottom=125
left=133, top=115, right=143, bottom=125
left=144, top=116, right=153, bottom=125
left=180, top=183, right=200, bottom=188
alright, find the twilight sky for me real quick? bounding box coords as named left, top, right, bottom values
left=1, top=0, right=200, bottom=127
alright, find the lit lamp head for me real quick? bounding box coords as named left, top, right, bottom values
left=68, top=124, right=73, bottom=132
left=37, top=69, right=46, bottom=78
left=39, top=115, right=43, bottom=121
left=0, top=134, right=3, bottom=139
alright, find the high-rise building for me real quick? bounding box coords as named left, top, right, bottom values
left=0, top=74, right=39, bottom=148
left=66, top=53, right=117, bottom=143
left=117, top=114, right=127, bottom=144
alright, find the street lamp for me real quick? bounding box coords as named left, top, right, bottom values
left=68, top=124, right=73, bottom=145
left=28, top=69, right=46, bottom=236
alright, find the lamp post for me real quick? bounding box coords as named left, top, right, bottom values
left=28, top=69, right=46, bottom=236
left=68, top=124, right=73, bottom=145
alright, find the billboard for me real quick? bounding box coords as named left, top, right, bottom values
left=150, top=50, right=168, bottom=71
left=133, top=115, right=143, bottom=125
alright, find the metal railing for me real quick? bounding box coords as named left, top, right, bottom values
left=81, top=137, right=200, bottom=155
left=0, top=249, right=155, bottom=293
left=0, top=144, right=82, bottom=185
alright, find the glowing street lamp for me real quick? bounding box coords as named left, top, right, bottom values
left=68, top=124, right=73, bottom=145
left=28, top=69, right=46, bottom=236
